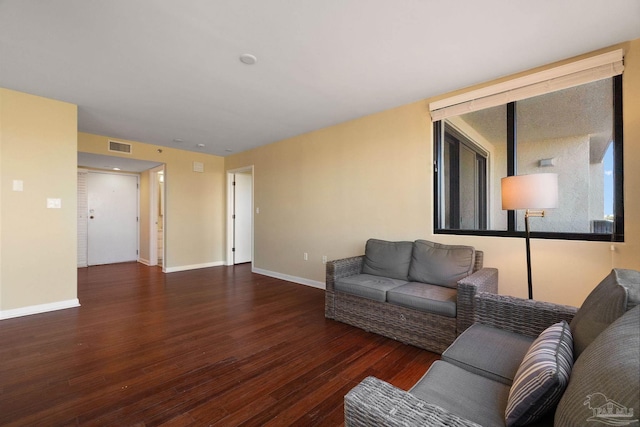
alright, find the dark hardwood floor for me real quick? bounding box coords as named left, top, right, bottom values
left=0, top=263, right=438, bottom=426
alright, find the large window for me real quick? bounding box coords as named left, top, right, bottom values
left=431, top=54, right=624, bottom=242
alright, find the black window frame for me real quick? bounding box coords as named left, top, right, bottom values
left=433, top=75, right=624, bottom=242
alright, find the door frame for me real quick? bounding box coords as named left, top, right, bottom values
left=226, top=166, right=254, bottom=266
left=148, top=165, right=166, bottom=269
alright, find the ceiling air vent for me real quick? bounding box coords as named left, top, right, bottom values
left=108, top=140, right=132, bottom=154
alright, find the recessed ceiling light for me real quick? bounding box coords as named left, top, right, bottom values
left=239, top=54, right=257, bottom=65
left=113, top=167, right=121, bottom=171
left=225, top=149, right=233, bottom=152
left=197, top=143, right=206, bottom=148
left=173, top=138, right=183, bottom=143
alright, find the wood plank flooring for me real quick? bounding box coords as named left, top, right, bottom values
left=0, top=263, right=438, bottom=426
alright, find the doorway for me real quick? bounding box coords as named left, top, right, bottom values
left=227, top=167, right=254, bottom=265
left=146, top=165, right=166, bottom=268
left=87, top=171, right=139, bottom=265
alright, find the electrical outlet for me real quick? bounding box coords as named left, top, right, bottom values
left=303, top=252, right=308, bottom=261
left=322, top=256, right=327, bottom=264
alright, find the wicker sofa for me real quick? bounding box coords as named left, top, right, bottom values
left=344, top=268, right=640, bottom=427
left=325, top=239, right=498, bottom=353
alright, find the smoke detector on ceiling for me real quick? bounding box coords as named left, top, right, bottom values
left=239, top=54, right=257, bottom=65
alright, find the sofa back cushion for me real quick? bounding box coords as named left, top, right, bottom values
left=570, top=268, right=640, bottom=359
left=617, top=268, right=640, bottom=310
left=361, top=239, right=413, bottom=281
left=555, top=305, right=639, bottom=426
left=408, top=240, right=475, bottom=288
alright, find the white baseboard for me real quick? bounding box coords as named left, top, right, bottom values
left=0, top=299, right=81, bottom=320
left=252, top=267, right=325, bottom=289
left=164, top=261, right=225, bottom=273
left=137, top=258, right=162, bottom=267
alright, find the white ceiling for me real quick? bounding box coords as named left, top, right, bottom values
left=1, top=1, right=639, bottom=157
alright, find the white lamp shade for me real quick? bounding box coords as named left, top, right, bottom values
left=501, top=173, right=558, bottom=210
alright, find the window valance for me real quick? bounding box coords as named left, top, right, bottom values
left=429, top=49, right=623, bottom=122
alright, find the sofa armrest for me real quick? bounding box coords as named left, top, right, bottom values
left=325, top=255, right=364, bottom=292
left=474, top=292, right=578, bottom=338
left=456, top=267, right=498, bottom=334
left=344, top=376, right=482, bottom=427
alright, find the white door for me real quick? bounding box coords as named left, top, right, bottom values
left=87, top=171, right=139, bottom=265
left=233, top=173, right=252, bottom=264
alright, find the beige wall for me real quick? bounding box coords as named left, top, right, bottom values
left=0, top=88, right=78, bottom=313
left=77, top=133, right=226, bottom=271
left=226, top=39, right=640, bottom=307
left=615, top=39, right=640, bottom=272
left=226, top=102, right=432, bottom=282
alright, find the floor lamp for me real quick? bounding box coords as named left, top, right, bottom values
left=501, top=173, right=558, bottom=299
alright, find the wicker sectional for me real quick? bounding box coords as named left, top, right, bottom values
left=325, top=241, right=498, bottom=354
left=344, top=269, right=640, bottom=427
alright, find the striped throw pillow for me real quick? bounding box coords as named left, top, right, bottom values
left=505, top=321, right=573, bottom=426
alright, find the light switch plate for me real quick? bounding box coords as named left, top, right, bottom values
left=47, top=198, right=62, bottom=209
left=12, top=180, right=23, bottom=191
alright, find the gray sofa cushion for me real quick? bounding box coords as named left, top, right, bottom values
left=615, top=268, right=640, bottom=309
left=361, top=239, right=413, bottom=281
left=408, top=240, right=475, bottom=288
left=505, top=321, right=573, bottom=427
left=570, top=268, right=640, bottom=358
left=555, top=305, right=639, bottom=426
left=410, top=360, right=510, bottom=427
left=442, top=323, right=535, bottom=385
left=386, top=282, right=457, bottom=317
left=334, top=274, right=407, bottom=302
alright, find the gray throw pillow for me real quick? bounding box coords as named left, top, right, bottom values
left=408, top=240, right=475, bottom=288
left=505, top=321, right=574, bottom=427
left=555, top=306, right=639, bottom=427
left=361, top=239, right=413, bottom=281
left=570, top=269, right=635, bottom=359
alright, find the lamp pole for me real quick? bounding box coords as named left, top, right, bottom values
left=524, top=209, right=545, bottom=300
left=525, top=210, right=533, bottom=299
